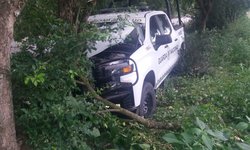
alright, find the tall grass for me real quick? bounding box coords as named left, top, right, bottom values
left=183, top=16, right=250, bottom=73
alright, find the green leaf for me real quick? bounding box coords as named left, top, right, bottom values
left=21, top=108, right=28, bottom=114
left=207, top=130, right=228, bottom=141
left=192, top=128, right=202, bottom=136
left=246, top=116, right=250, bottom=122
left=37, top=73, right=45, bottom=80
left=91, top=127, right=100, bottom=138
left=236, top=122, right=248, bottom=131
left=31, top=77, right=35, bottom=83
left=162, top=133, right=184, bottom=144
left=40, top=77, right=45, bottom=83
left=59, top=122, right=63, bottom=128
left=181, top=132, right=194, bottom=144
left=33, top=80, right=38, bottom=86
left=196, top=117, right=206, bottom=130
left=236, top=142, right=250, bottom=150
left=139, top=144, right=150, bottom=149
left=202, top=134, right=213, bottom=150
left=206, top=129, right=215, bottom=136
left=24, top=77, right=30, bottom=85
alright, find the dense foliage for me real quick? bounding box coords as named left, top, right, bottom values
left=206, top=0, right=250, bottom=29
left=14, top=0, right=58, bottom=40
left=158, top=16, right=250, bottom=149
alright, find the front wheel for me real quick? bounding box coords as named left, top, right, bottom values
left=137, top=82, right=156, bottom=118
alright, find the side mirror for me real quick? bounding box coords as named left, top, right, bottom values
left=155, top=34, right=172, bottom=47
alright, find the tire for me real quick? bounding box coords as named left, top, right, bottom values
left=137, top=82, right=156, bottom=118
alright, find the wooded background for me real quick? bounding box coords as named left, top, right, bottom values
left=1, top=0, right=250, bottom=149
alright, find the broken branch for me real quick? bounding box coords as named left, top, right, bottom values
left=96, top=109, right=122, bottom=114
left=76, top=78, right=181, bottom=130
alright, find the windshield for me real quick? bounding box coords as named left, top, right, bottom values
left=124, top=23, right=145, bottom=46
left=97, top=21, right=145, bottom=45
left=87, top=20, right=145, bottom=58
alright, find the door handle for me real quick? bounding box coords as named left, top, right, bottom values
left=174, top=38, right=178, bottom=41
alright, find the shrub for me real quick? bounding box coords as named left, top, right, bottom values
left=157, top=16, right=250, bottom=149
left=12, top=23, right=146, bottom=149
left=184, top=16, right=250, bottom=74
left=163, top=117, right=250, bottom=149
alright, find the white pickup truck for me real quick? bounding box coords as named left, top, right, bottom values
left=88, top=10, right=185, bottom=117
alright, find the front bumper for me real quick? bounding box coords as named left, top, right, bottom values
left=101, top=83, right=133, bottom=103
left=93, top=58, right=138, bottom=110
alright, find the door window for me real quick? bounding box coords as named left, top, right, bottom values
left=149, top=14, right=171, bottom=46
left=157, top=14, right=171, bottom=35
left=150, top=16, right=160, bottom=45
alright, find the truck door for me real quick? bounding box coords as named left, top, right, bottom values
left=149, top=14, right=179, bottom=87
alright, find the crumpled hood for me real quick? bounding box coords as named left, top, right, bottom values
left=87, top=23, right=135, bottom=58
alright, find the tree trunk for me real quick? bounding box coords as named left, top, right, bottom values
left=58, top=0, right=97, bottom=24
left=200, top=13, right=208, bottom=31
left=58, top=0, right=77, bottom=23
left=196, top=0, right=213, bottom=32
left=0, top=0, right=20, bottom=149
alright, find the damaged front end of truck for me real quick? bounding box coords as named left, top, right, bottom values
left=87, top=14, right=144, bottom=110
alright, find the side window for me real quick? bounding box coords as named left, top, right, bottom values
left=150, top=15, right=171, bottom=46
left=149, top=16, right=161, bottom=45
left=157, top=14, right=171, bottom=35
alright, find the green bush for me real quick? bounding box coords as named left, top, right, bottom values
left=185, top=16, right=250, bottom=73
left=162, top=69, right=250, bottom=122
left=156, top=16, right=250, bottom=149
left=14, top=0, right=60, bottom=40
left=163, top=117, right=250, bottom=150
left=12, top=23, right=147, bottom=149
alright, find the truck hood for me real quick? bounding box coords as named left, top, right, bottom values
left=87, top=23, right=135, bottom=58
left=87, top=12, right=147, bottom=58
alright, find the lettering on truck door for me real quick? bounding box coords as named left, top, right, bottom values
left=149, top=14, right=177, bottom=87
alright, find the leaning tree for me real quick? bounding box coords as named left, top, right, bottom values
left=0, top=0, right=24, bottom=149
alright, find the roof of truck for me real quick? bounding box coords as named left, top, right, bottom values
left=88, top=11, right=164, bottom=24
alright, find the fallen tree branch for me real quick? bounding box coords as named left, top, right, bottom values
left=76, top=78, right=181, bottom=130
left=96, top=109, right=122, bottom=114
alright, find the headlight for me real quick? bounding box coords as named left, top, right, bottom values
left=108, top=61, right=134, bottom=76
left=121, top=64, right=133, bottom=74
